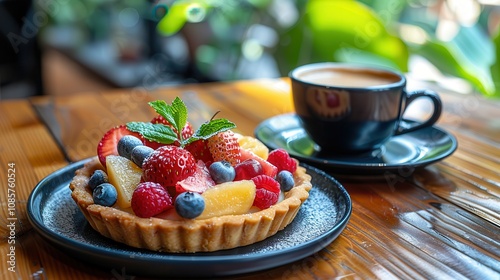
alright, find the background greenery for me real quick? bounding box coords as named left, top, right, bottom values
left=41, top=0, right=500, bottom=98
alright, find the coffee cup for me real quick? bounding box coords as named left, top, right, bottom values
left=289, top=63, right=442, bottom=154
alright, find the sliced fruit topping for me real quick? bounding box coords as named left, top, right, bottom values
left=237, top=134, right=269, bottom=160
left=267, top=148, right=297, bottom=174
left=197, top=180, right=256, bottom=220
left=131, top=182, right=173, bottom=218
left=276, top=170, right=295, bottom=192
left=240, top=149, right=278, bottom=178
left=92, top=183, right=118, bottom=206
left=207, top=130, right=241, bottom=166
left=209, top=160, right=236, bottom=184
left=106, top=155, right=143, bottom=209
left=252, top=175, right=280, bottom=209
left=142, top=145, right=197, bottom=187
left=185, top=139, right=214, bottom=165
left=175, top=160, right=215, bottom=194
left=175, top=192, right=205, bottom=219
left=117, top=135, right=144, bottom=160
left=97, top=125, right=142, bottom=168
left=234, top=159, right=263, bottom=181
left=88, top=170, right=108, bottom=191
left=130, top=145, right=154, bottom=168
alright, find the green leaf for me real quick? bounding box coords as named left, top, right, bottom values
left=170, top=97, right=188, bottom=136
left=187, top=119, right=236, bottom=144
left=126, top=122, right=178, bottom=144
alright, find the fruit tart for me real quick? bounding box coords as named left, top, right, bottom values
left=70, top=98, right=312, bottom=252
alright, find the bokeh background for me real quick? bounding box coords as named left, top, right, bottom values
left=2, top=0, right=500, bottom=98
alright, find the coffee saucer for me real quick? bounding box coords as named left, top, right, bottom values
left=254, top=114, right=457, bottom=177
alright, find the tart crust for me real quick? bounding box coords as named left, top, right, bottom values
left=69, top=156, right=312, bottom=252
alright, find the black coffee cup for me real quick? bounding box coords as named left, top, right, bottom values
left=290, top=63, right=442, bottom=154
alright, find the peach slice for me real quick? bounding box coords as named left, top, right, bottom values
left=106, top=155, right=142, bottom=209
left=236, top=134, right=269, bottom=160
left=197, top=180, right=256, bottom=220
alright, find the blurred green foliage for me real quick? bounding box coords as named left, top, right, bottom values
left=154, top=0, right=500, bottom=98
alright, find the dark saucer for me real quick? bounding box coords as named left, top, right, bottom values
left=254, top=114, right=457, bottom=177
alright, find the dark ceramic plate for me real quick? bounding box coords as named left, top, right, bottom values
left=255, top=114, right=457, bottom=176
left=27, top=159, right=351, bottom=278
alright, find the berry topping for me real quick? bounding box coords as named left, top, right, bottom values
left=88, top=170, right=108, bottom=191
left=276, top=170, right=295, bottom=192
left=267, top=148, right=297, bottom=174
left=92, top=183, right=118, bottom=206
left=142, top=145, right=197, bottom=187
left=209, top=161, right=236, bottom=184
left=117, top=135, right=144, bottom=160
left=131, top=182, right=173, bottom=218
left=175, top=192, right=205, bottom=219
left=239, top=149, right=278, bottom=178
left=131, top=145, right=154, bottom=168
left=234, top=159, right=263, bottom=181
left=207, top=130, right=241, bottom=166
left=185, top=139, right=214, bottom=165
left=175, top=160, right=215, bottom=194
left=97, top=125, right=142, bottom=168
left=251, top=175, right=280, bottom=209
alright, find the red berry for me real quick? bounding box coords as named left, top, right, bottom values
left=185, top=139, right=214, bottom=166
left=239, top=149, right=278, bottom=178
left=267, top=148, right=297, bottom=174
left=251, top=175, right=280, bottom=209
left=131, top=182, right=173, bottom=218
left=176, top=160, right=215, bottom=194
left=142, top=146, right=197, bottom=187
left=234, top=159, right=263, bottom=181
left=97, top=125, right=142, bottom=168
left=207, top=130, right=241, bottom=166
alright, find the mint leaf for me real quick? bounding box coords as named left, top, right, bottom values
left=186, top=119, right=236, bottom=144
left=127, top=122, right=178, bottom=144
left=149, top=97, right=188, bottom=141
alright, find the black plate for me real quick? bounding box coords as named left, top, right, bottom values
left=255, top=114, right=458, bottom=176
left=27, top=159, right=352, bottom=278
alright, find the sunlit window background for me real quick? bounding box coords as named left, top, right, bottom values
left=5, top=0, right=500, bottom=97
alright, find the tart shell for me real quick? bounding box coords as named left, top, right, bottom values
left=69, top=157, right=312, bottom=253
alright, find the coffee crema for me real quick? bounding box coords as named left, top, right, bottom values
left=296, top=68, right=401, bottom=88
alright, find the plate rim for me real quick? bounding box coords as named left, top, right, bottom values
left=27, top=159, right=352, bottom=277
left=255, top=113, right=458, bottom=173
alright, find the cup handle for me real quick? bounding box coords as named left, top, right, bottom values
left=395, top=89, right=442, bottom=135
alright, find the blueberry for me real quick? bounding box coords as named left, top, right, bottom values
left=131, top=145, right=154, bottom=167
left=93, top=183, right=118, bottom=206
left=209, top=161, right=236, bottom=183
left=175, top=192, right=205, bottom=219
left=277, top=170, right=295, bottom=192
left=88, top=170, right=108, bottom=191
left=118, top=135, right=143, bottom=160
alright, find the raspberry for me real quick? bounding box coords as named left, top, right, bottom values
left=267, top=148, right=297, bottom=174
left=131, top=182, right=173, bottom=218
left=251, top=175, right=280, bottom=209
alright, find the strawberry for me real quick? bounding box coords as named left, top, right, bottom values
left=267, top=148, right=297, bottom=174
left=142, top=145, right=197, bottom=187
left=207, top=130, right=241, bottom=166
left=97, top=125, right=142, bottom=168
left=131, top=182, right=173, bottom=218
left=144, top=115, right=195, bottom=149
left=185, top=139, right=214, bottom=166
left=240, top=148, right=278, bottom=178
left=251, top=175, right=280, bottom=209
left=176, top=161, right=215, bottom=194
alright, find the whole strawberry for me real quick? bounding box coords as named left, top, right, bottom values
left=185, top=139, right=214, bottom=165
left=131, top=182, right=173, bottom=218
left=207, top=130, right=241, bottom=166
left=142, top=145, right=197, bottom=187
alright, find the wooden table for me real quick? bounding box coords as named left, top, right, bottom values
left=1, top=78, right=499, bottom=279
